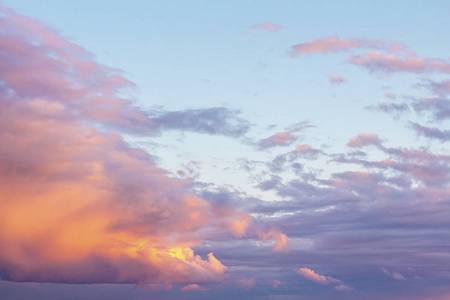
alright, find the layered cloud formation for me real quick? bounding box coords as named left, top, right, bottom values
left=3, top=3, right=450, bottom=299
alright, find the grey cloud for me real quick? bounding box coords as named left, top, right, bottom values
left=150, top=107, right=250, bottom=138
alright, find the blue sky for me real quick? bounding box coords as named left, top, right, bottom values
left=1, top=1, right=450, bottom=299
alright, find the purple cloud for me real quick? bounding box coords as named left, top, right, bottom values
left=409, top=122, right=450, bottom=141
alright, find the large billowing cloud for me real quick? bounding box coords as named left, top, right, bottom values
left=0, top=5, right=279, bottom=286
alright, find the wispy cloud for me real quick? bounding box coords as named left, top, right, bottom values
left=329, top=72, right=346, bottom=84
left=348, top=52, right=450, bottom=74
left=252, top=21, right=283, bottom=33
left=289, top=37, right=411, bottom=56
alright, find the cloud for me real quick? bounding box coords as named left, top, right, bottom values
left=329, top=72, right=346, bottom=84
left=289, top=37, right=410, bottom=57
left=236, top=278, right=257, bottom=289
left=335, top=284, right=354, bottom=291
left=368, top=102, right=410, bottom=116
left=385, top=92, right=397, bottom=99
left=150, top=107, right=250, bottom=138
left=347, top=133, right=382, bottom=148
left=0, top=4, right=275, bottom=286
left=409, top=122, right=450, bottom=141
left=181, top=283, right=208, bottom=292
left=422, top=79, right=450, bottom=97
left=266, top=279, right=285, bottom=288
left=382, top=268, right=406, bottom=280
left=256, top=229, right=290, bottom=252
left=252, top=22, right=282, bottom=33
left=296, top=268, right=342, bottom=285
left=348, top=51, right=450, bottom=74
left=412, top=98, right=450, bottom=121
left=258, top=132, right=297, bottom=149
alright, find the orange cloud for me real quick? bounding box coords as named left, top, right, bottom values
left=257, top=229, right=290, bottom=252
left=0, top=4, right=265, bottom=287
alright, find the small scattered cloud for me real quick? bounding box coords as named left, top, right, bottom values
left=329, top=72, right=346, bottom=84
left=266, top=279, right=285, bottom=288
left=181, top=284, right=208, bottom=292
left=296, top=267, right=342, bottom=285
left=385, top=92, right=397, bottom=99
left=335, top=284, right=354, bottom=291
left=409, top=122, right=450, bottom=141
left=347, top=133, right=382, bottom=148
left=257, top=228, right=290, bottom=252
left=236, top=278, right=257, bottom=290
left=382, top=268, right=406, bottom=280
left=252, top=21, right=282, bottom=33
left=150, top=107, right=250, bottom=138
left=258, top=132, right=298, bottom=149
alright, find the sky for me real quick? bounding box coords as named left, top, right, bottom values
left=1, top=1, right=450, bottom=299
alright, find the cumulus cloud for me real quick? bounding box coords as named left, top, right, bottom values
left=252, top=21, right=282, bottom=33
left=296, top=268, right=342, bottom=285
left=0, top=4, right=285, bottom=286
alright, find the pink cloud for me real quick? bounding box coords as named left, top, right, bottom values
left=296, top=268, right=342, bottom=285
left=348, top=51, right=450, bottom=74
left=385, top=92, right=397, bottom=99
left=259, top=132, right=297, bottom=149
left=181, top=284, right=208, bottom=292
left=292, top=144, right=321, bottom=159
left=329, top=72, right=346, bottom=84
left=252, top=21, right=282, bottom=33
left=257, top=229, right=290, bottom=252
left=289, top=37, right=410, bottom=57
left=347, top=133, right=382, bottom=148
